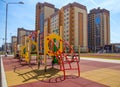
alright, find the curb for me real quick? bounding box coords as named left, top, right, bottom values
left=1, top=55, right=8, bottom=87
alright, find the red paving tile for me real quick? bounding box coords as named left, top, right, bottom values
left=109, top=65, right=120, bottom=70
left=3, top=57, right=37, bottom=71
left=3, top=57, right=120, bottom=72
left=10, top=76, right=108, bottom=87
left=80, top=60, right=120, bottom=71
left=3, top=56, right=120, bottom=87
left=3, top=57, right=120, bottom=73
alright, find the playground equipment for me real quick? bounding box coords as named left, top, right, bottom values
left=19, top=31, right=37, bottom=64
left=44, top=33, right=63, bottom=56
left=14, top=26, right=80, bottom=80
left=44, top=33, right=80, bottom=80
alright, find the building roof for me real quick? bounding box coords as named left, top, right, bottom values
left=36, top=2, right=55, bottom=9
left=89, top=7, right=109, bottom=14
left=63, top=2, right=87, bottom=10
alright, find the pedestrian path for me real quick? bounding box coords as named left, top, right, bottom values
left=1, top=55, right=120, bottom=87
left=81, top=57, right=120, bottom=63
left=0, top=55, right=8, bottom=87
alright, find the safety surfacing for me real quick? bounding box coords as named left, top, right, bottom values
left=2, top=56, right=120, bottom=87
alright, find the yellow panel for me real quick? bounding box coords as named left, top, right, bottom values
left=44, top=33, right=63, bottom=56
left=25, top=52, right=29, bottom=63
left=20, top=46, right=26, bottom=58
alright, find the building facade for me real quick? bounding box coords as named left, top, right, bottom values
left=17, top=28, right=33, bottom=46
left=43, top=2, right=88, bottom=52
left=35, top=2, right=58, bottom=31
left=49, top=11, right=61, bottom=35
left=61, top=2, right=88, bottom=52
left=11, top=36, right=17, bottom=53
left=88, top=7, right=110, bottom=52
left=35, top=2, right=58, bottom=52
left=11, top=36, right=17, bottom=43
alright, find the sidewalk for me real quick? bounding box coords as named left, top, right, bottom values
left=0, top=55, right=8, bottom=87
left=81, top=57, right=120, bottom=63
left=1, top=55, right=120, bottom=87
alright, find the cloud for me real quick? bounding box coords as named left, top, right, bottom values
left=89, top=0, right=98, bottom=7
left=28, top=0, right=88, bottom=8
left=86, top=0, right=120, bottom=14
left=99, top=0, right=120, bottom=14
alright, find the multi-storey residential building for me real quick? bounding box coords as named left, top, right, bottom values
left=50, top=11, right=61, bottom=35
left=35, top=2, right=58, bottom=31
left=61, top=2, right=88, bottom=52
left=43, top=2, right=88, bottom=52
left=11, top=36, right=17, bottom=43
left=11, top=36, right=17, bottom=53
left=35, top=2, right=58, bottom=52
left=88, top=7, right=110, bottom=52
left=17, top=28, right=33, bottom=46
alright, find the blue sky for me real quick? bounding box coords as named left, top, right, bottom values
left=0, top=0, right=120, bottom=47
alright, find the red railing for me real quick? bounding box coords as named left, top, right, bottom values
left=46, top=39, right=80, bottom=80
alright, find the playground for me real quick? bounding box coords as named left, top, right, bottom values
left=1, top=26, right=120, bottom=87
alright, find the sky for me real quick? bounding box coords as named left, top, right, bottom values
left=0, top=0, right=120, bottom=47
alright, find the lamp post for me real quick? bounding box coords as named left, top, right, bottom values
left=1, top=0, right=24, bottom=56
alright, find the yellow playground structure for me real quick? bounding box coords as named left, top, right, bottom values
left=14, top=26, right=80, bottom=80
left=19, top=31, right=37, bottom=64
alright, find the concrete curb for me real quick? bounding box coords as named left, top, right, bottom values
left=1, top=55, right=8, bottom=87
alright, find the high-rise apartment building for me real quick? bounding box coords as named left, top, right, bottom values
left=61, top=2, right=88, bottom=52
left=35, top=2, right=58, bottom=52
left=88, top=7, right=110, bottom=52
left=36, top=2, right=110, bottom=53
left=17, top=28, right=33, bottom=45
left=35, top=2, right=58, bottom=31
left=42, top=2, right=88, bottom=52
left=11, top=36, right=17, bottom=53
left=49, top=11, right=61, bottom=35
left=11, top=36, right=17, bottom=43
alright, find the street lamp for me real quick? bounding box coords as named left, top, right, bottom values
left=1, top=0, right=24, bottom=57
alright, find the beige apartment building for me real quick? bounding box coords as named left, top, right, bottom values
left=35, top=2, right=58, bottom=52
left=61, top=2, right=88, bottom=52
left=11, top=36, right=17, bottom=53
left=11, top=36, right=17, bottom=43
left=35, top=2, right=58, bottom=32
left=43, top=2, right=88, bottom=52
left=17, top=28, right=33, bottom=46
left=49, top=11, right=61, bottom=35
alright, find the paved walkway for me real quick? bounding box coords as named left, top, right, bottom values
left=81, top=57, right=120, bottom=63
left=1, top=55, right=120, bottom=87
left=1, top=55, right=8, bottom=87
